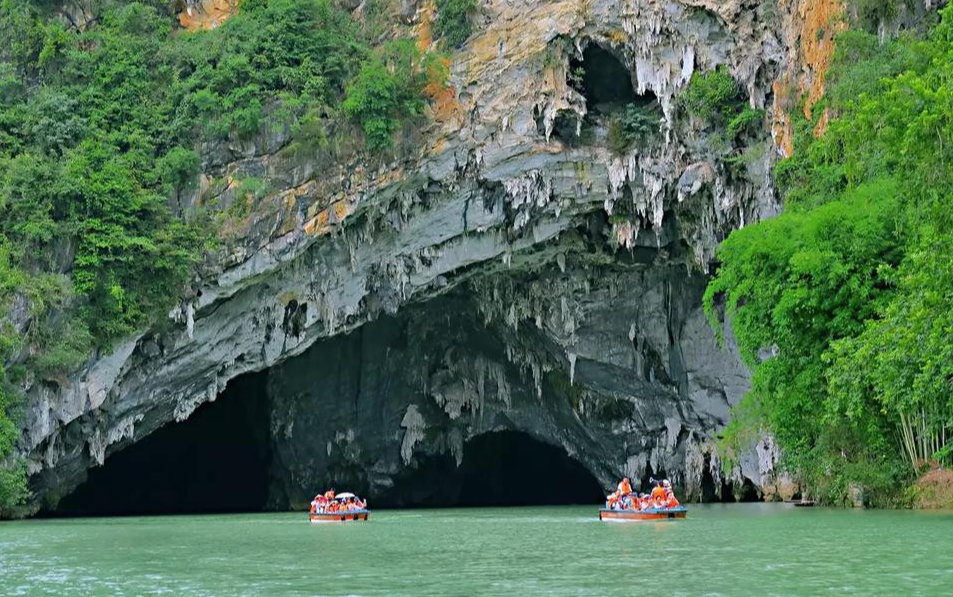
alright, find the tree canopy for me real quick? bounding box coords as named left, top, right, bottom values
left=706, top=6, right=953, bottom=504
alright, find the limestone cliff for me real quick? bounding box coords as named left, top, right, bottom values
left=13, top=0, right=817, bottom=515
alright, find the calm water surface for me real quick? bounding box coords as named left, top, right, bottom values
left=1, top=504, right=951, bottom=596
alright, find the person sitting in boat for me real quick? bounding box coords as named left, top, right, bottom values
left=638, top=494, right=653, bottom=510
left=663, top=480, right=680, bottom=508
left=310, top=495, right=322, bottom=514
left=324, top=488, right=336, bottom=500
left=650, top=478, right=667, bottom=502
left=617, top=477, right=633, bottom=496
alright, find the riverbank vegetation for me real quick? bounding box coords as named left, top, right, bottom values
left=0, top=0, right=441, bottom=514
left=706, top=6, right=953, bottom=506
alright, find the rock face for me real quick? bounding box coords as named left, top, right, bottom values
left=13, top=0, right=812, bottom=515
left=267, top=260, right=750, bottom=507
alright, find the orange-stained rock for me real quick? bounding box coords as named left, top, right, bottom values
left=304, top=200, right=356, bottom=236
left=771, top=77, right=796, bottom=157
left=772, top=0, right=846, bottom=156
left=179, top=0, right=241, bottom=31
left=417, top=1, right=435, bottom=51
left=427, top=84, right=464, bottom=125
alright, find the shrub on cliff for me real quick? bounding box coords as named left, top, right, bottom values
left=343, top=40, right=446, bottom=151
left=0, top=242, right=27, bottom=513
left=433, top=0, right=477, bottom=49
left=679, top=65, right=764, bottom=146
left=607, top=103, right=661, bottom=154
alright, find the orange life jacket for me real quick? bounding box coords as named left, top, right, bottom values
left=618, top=479, right=633, bottom=495
left=651, top=486, right=666, bottom=500
left=664, top=488, right=679, bottom=508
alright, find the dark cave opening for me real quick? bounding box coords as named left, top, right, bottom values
left=570, top=45, right=641, bottom=111
left=698, top=455, right=763, bottom=503
left=737, top=478, right=762, bottom=502
left=48, top=371, right=271, bottom=517
left=384, top=431, right=606, bottom=508
left=699, top=454, right=735, bottom=502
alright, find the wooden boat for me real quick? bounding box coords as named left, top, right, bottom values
left=599, top=506, right=687, bottom=521
left=309, top=509, right=370, bottom=523
left=308, top=492, right=369, bottom=523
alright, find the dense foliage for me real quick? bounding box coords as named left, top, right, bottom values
left=0, top=0, right=439, bottom=514
left=679, top=65, right=765, bottom=142
left=706, top=6, right=953, bottom=505
left=433, top=0, right=476, bottom=49
left=343, top=40, right=445, bottom=151
left=607, top=103, right=661, bottom=154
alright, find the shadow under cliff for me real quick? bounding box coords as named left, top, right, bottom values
left=43, top=264, right=749, bottom=516
left=46, top=372, right=272, bottom=517
left=377, top=431, right=606, bottom=508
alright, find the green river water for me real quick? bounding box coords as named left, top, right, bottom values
left=1, top=504, right=951, bottom=597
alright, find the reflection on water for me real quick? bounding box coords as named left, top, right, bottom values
left=1, top=504, right=952, bottom=597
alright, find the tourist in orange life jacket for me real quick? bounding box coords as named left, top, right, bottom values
left=324, top=488, right=336, bottom=500
left=663, top=480, right=680, bottom=507
left=650, top=478, right=667, bottom=501
left=617, top=477, right=633, bottom=496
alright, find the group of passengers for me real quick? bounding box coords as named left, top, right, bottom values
left=605, top=477, right=680, bottom=511
left=310, top=489, right=367, bottom=514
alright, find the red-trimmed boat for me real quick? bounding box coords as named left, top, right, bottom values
left=308, top=492, right=370, bottom=523
left=309, top=509, right=369, bottom=523
left=599, top=506, right=687, bottom=521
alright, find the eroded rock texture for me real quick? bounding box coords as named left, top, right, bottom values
left=13, top=0, right=815, bottom=515
left=267, top=256, right=757, bottom=508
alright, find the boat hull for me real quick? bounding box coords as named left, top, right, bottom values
left=309, top=510, right=370, bottom=523
left=599, top=507, right=687, bottom=522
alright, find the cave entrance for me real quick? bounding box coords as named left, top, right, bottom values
left=48, top=371, right=271, bottom=517
left=458, top=431, right=604, bottom=506
left=385, top=431, right=605, bottom=507
left=570, top=45, right=643, bottom=112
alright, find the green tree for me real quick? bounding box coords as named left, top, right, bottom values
left=343, top=40, right=433, bottom=151
left=434, top=0, right=477, bottom=49
left=706, top=5, right=953, bottom=503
